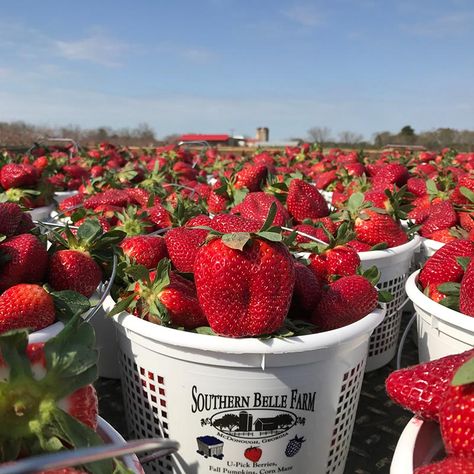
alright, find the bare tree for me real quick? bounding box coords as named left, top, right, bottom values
left=338, top=131, right=364, bottom=145
left=307, top=126, right=332, bottom=144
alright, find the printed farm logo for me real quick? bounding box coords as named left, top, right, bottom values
left=192, top=385, right=316, bottom=457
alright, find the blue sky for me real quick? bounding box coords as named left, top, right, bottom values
left=1, top=0, right=473, bottom=141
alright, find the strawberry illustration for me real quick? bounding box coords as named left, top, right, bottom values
left=285, top=435, right=305, bottom=457
left=244, top=446, right=262, bottom=462
left=194, top=233, right=295, bottom=337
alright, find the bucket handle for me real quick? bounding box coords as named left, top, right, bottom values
left=0, top=438, right=179, bottom=474
left=396, top=312, right=417, bottom=370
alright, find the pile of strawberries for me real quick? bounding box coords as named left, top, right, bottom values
left=386, top=349, right=474, bottom=473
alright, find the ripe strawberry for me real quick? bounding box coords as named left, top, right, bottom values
left=62, top=164, right=89, bottom=181
left=414, top=457, right=474, bottom=473
left=39, top=469, right=89, bottom=474
left=120, top=235, right=168, bottom=269
left=0, top=284, right=55, bottom=333
left=210, top=214, right=261, bottom=233
left=0, top=203, right=22, bottom=236
left=460, top=260, right=474, bottom=316
left=48, top=250, right=102, bottom=298
left=293, top=224, right=331, bottom=244
left=83, top=189, right=131, bottom=209
left=207, top=186, right=229, bottom=214
left=15, top=212, right=35, bottom=234
left=234, top=164, right=268, bottom=192
left=355, top=210, right=408, bottom=247
left=407, top=177, right=427, bottom=197
left=407, top=196, right=432, bottom=224
left=289, top=262, right=323, bottom=318
left=346, top=240, right=373, bottom=252
left=371, top=163, right=409, bottom=188
left=385, top=349, right=474, bottom=420
left=429, top=228, right=459, bottom=243
left=126, top=187, right=154, bottom=207
left=312, top=275, right=377, bottom=331
left=194, top=236, right=295, bottom=337
left=308, top=246, right=360, bottom=282
left=0, top=163, right=39, bottom=189
left=164, top=226, right=209, bottom=273
left=0, top=234, right=49, bottom=291
left=418, top=239, right=474, bottom=297
left=450, top=175, right=474, bottom=206
left=185, top=214, right=213, bottom=227
left=286, top=179, right=329, bottom=222
left=231, top=192, right=290, bottom=227
left=0, top=317, right=102, bottom=462
left=459, top=212, right=474, bottom=232
left=420, top=201, right=458, bottom=238
left=147, top=203, right=172, bottom=229
left=58, top=193, right=85, bottom=216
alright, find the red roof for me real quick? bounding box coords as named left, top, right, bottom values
left=178, top=134, right=230, bottom=142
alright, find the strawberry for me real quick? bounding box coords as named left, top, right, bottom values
left=185, top=214, right=213, bottom=227
left=371, top=163, right=409, bottom=188
left=234, top=164, right=268, bottom=192
left=147, top=203, right=173, bottom=229
left=194, top=235, right=295, bottom=337
left=420, top=201, right=458, bottom=238
left=418, top=239, right=474, bottom=297
left=311, top=275, right=377, bottom=331
left=164, top=226, right=209, bottom=273
left=231, top=192, right=290, bottom=227
left=210, top=214, right=261, bottom=233
left=407, top=177, right=427, bottom=197
left=460, top=259, right=474, bottom=316
left=126, top=187, right=154, bottom=207
left=48, top=250, right=103, bottom=298
left=286, top=179, right=329, bottom=222
left=115, top=207, right=155, bottom=236
left=293, top=224, right=331, bottom=244
left=289, top=262, right=323, bottom=318
left=438, top=355, right=474, bottom=458
left=355, top=210, right=408, bottom=247
left=450, top=175, right=474, bottom=206
left=346, top=240, right=373, bottom=252
left=115, top=259, right=207, bottom=329
left=0, top=163, right=39, bottom=190
left=0, top=284, right=55, bottom=334
left=0, top=202, right=23, bottom=236
left=39, top=469, right=89, bottom=474
left=459, top=212, right=474, bottom=232
left=414, top=457, right=474, bottom=473
left=207, top=185, right=230, bottom=214
left=83, top=189, right=131, bottom=209
left=0, top=317, right=107, bottom=463
left=308, top=246, right=360, bottom=282
left=120, top=235, right=168, bottom=269
left=58, top=193, right=85, bottom=216
left=0, top=234, right=49, bottom=291
left=385, top=349, right=474, bottom=420
left=429, top=228, right=459, bottom=243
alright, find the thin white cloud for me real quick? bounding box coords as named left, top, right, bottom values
left=282, top=4, right=325, bottom=27
left=54, top=33, right=130, bottom=67
left=401, top=11, right=474, bottom=37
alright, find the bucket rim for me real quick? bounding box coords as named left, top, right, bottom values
left=420, top=238, right=444, bottom=251
left=110, top=298, right=385, bottom=354
left=406, top=270, right=474, bottom=330
left=358, top=234, right=421, bottom=261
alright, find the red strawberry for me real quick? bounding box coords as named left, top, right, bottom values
left=287, top=179, right=329, bottom=222
left=234, top=164, right=268, bottom=192
left=126, top=187, right=154, bottom=207
left=207, top=187, right=229, bottom=214
left=83, top=189, right=131, bottom=209
left=147, top=203, right=172, bottom=229
left=62, top=164, right=89, bottom=181
left=210, top=214, right=261, bottom=233
left=0, top=284, right=55, bottom=333
left=450, top=175, right=474, bottom=205
left=0, top=234, right=49, bottom=291
left=120, top=235, right=168, bottom=269
left=293, top=224, right=331, bottom=244
left=408, top=196, right=432, bottom=224
left=355, top=210, right=408, bottom=247
left=346, top=240, right=373, bottom=252
left=460, top=259, right=474, bottom=316
left=459, top=212, right=474, bottom=232
left=414, top=457, right=474, bottom=473
left=407, top=177, right=427, bottom=197
left=385, top=349, right=474, bottom=420
left=289, top=262, right=323, bottom=318
left=164, top=226, right=209, bottom=273
left=371, top=163, right=409, bottom=188
left=418, top=239, right=474, bottom=297
left=308, top=246, right=360, bottom=282
left=185, top=214, right=213, bottom=227
left=0, top=202, right=23, bottom=236
left=420, top=201, right=458, bottom=238
left=0, top=163, right=39, bottom=189
left=57, top=384, right=98, bottom=430
left=231, top=192, right=290, bottom=227
left=58, top=193, right=85, bottom=215
left=194, top=236, right=295, bottom=337
left=48, top=250, right=102, bottom=297
left=429, top=228, right=459, bottom=243
left=312, top=275, right=377, bottom=331
left=39, top=469, right=89, bottom=474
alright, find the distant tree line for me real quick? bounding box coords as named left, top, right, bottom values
left=0, top=121, right=159, bottom=148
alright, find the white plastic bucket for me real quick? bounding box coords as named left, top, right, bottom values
left=390, top=417, right=444, bottom=473
left=406, top=270, right=474, bottom=362
left=108, top=299, right=385, bottom=474
left=54, top=190, right=79, bottom=204
left=359, top=235, right=421, bottom=371
left=29, top=321, right=64, bottom=343
left=28, top=204, right=55, bottom=223
left=418, top=238, right=444, bottom=265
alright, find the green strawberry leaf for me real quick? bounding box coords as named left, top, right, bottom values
left=452, top=356, right=474, bottom=386
left=107, top=294, right=136, bottom=318
left=256, top=231, right=283, bottom=242
left=347, top=192, right=364, bottom=212
left=437, top=282, right=461, bottom=296
left=460, top=186, right=474, bottom=204
left=0, top=330, right=31, bottom=381
left=51, top=290, right=91, bottom=322
left=49, top=407, right=114, bottom=474
left=194, top=326, right=217, bottom=335
left=113, top=461, right=136, bottom=474
left=125, top=264, right=150, bottom=284
left=457, top=256, right=472, bottom=272
left=378, top=290, right=393, bottom=303
left=370, top=242, right=389, bottom=250
left=358, top=265, right=381, bottom=285
left=426, top=179, right=438, bottom=196
left=259, top=202, right=278, bottom=232
left=439, top=295, right=460, bottom=311
left=76, top=219, right=103, bottom=245
left=232, top=188, right=247, bottom=206
left=222, top=232, right=251, bottom=251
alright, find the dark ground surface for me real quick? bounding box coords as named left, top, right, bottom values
left=95, top=312, right=420, bottom=474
